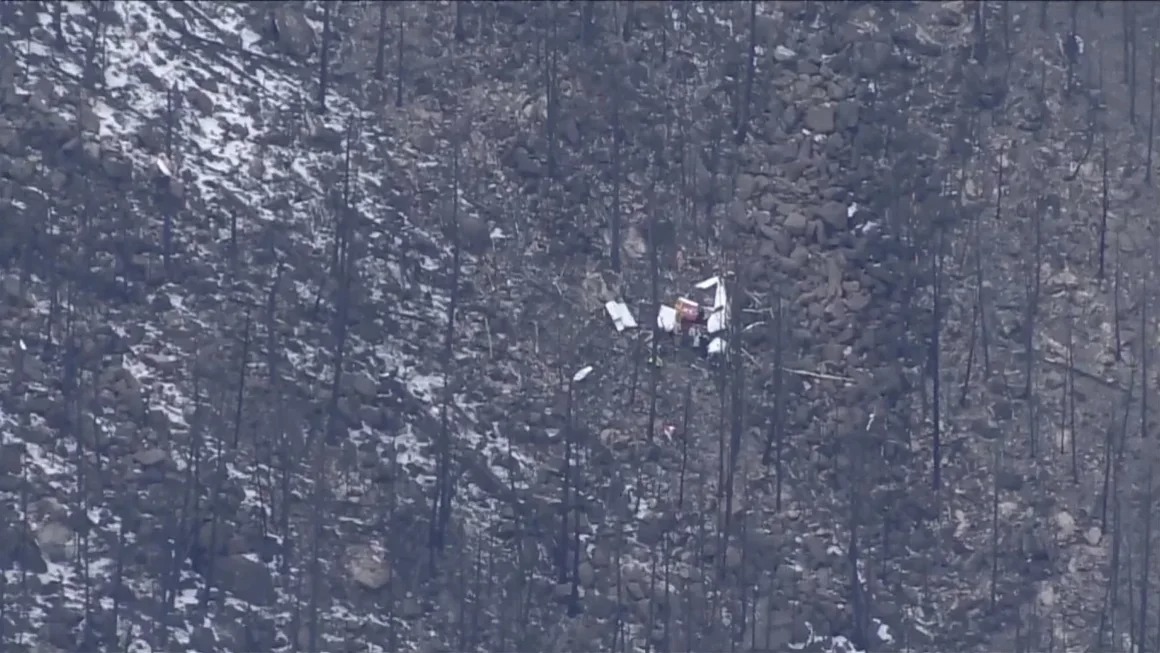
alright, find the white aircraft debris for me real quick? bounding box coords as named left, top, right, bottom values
left=572, top=366, right=594, bottom=383
left=605, top=300, right=638, bottom=332
left=694, top=275, right=720, bottom=290
left=652, top=274, right=732, bottom=358
left=691, top=275, right=730, bottom=334
left=154, top=154, right=172, bottom=178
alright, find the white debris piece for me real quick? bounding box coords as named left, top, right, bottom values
left=694, top=276, right=720, bottom=290
left=154, top=154, right=172, bottom=178
left=572, top=366, right=594, bottom=383
left=708, top=338, right=727, bottom=356
left=489, top=227, right=509, bottom=241
left=693, top=275, right=730, bottom=334
left=709, top=287, right=729, bottom=334
left=657, top=305, right=679, bottom=332
left=847, top=202, right=859, bottom=218
left=605, top=300, right=638, bottom=332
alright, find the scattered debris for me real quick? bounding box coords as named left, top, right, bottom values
left=654, top=274, right=731, bottom=357
left=605, top=300, right=638, bottom=332
left=773, top=45, right=797, bottom=62
left=153, top=154, right=172, bottom=178
left=572, top=366, right=594, bottom=383
left=656, top=305, right=679, bottom=332
left=783, top=368, right=853, bottom=384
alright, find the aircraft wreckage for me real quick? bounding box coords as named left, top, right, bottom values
left=604, top=274, right=733, bottom=359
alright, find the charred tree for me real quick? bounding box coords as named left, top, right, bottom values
left=52, top=0, right=65, bottom=49
left=396, top=4, right=405, bottom=108
left=1126, top=2, right=1137, bottom=124
left=545, top=4, right=559, bottom=179
left=454, top=0, right=467, bottom=42
left=430, top=125, right=464, bottom=564
left=735, top=1, right=757, bottom=144
left=1099, top=131, right=1109, bottom=280
left=1147, top=41, right=1157, bottom=182
left=930, top=227, right=944, bottom=490
left=318, top=3, right=331, bottom=114
left=610, top=82, right=623, bottom=273
left=375, top=1, right=388, bottom=81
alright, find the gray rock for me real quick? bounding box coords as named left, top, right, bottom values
left=345, top=372, right=378, bottom=400
left=0, top=474, right=23, bottom=492
left=578, top=561, right=596, bottom=587
left=1054, top=511, right=1076, bottom=541
left=270, top=6, right=316, bottom=59
left=736, top=173, right=758, bottom=200
left=0, top=443, right=22, bottom=474
left=187, top=87, right=215, bottom=115
left=133, top=448, right=169, bottom=467
left=449, top=214, right=491, bottom=256
left=816, top=201, right=847, bottom=230
left=783, top=212, right=810, bottom=236
left=77, top=102, right=100, bottom=134
left=35, top=521, right=75, bottom=563
left=850, top=39, right=895, bottom=77
left=101, top=153, right=133, bottom=180
left=217, top=555, right=276, bottom=606
left=1084, top=527, right=1102, bottom=547
left=836, top=100, right=860, bottom=131
left=347, top=545, right=392, bottom=590
left=805, top=104, right=835, bottom=134
left=892, top=23, right=943, bottom=57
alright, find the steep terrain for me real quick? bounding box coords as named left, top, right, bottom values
left=1, top=1, right=1159, bottom=652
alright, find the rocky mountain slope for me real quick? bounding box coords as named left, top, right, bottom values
left=1, top=1, right=1158, bottom=652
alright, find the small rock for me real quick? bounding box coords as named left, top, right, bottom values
left=345, top=372, right=378, bottom=400
left=578, top=561, right=596, bottom=587
left=1054, top=511, right=1076, bottom=540
left=736, top=173, right=758, bottom=200
left=1037, top=585, right=1055, bottom=609
left=816, top=201, right=848, bottom=231
left=186, top=87, right=215, bottom=115
left=133, top=448, right=169, bottom=467
left=270, top=6, right=317, bottom=59
left=1084, top=527, right=1102, bottom=547
left=35, top=521, right=76, bottom=563
left=783, top=212, right=809, bottom=236
left=892, top=23, right=943, bottom=57
left=805, top=104, right=835, bottom=134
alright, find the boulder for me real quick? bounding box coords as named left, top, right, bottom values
left=805, top=105, right=835, bottom=134
left=35, top=521, right=76, bottom=563
left=217, top=555, right=276, bottom=606
left=347, top=545, right=392, bottom=591
left=270, top=6, right=316, bottom=59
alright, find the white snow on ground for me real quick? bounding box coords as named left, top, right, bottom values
left=2, top=3, right=903, bottom=652
left=1, top=0, right=513, bottom=648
